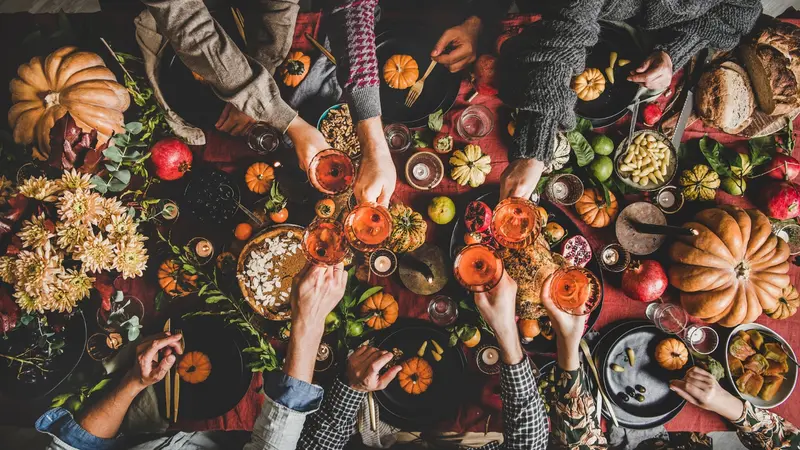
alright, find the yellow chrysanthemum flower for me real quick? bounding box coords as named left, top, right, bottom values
left=60, top=169, right=95, bottom=190
left=74, top=233, right=115, bottom=273
left=57, top=189, right=104, bottom=226
left=14, top=290, right=44, bottom=314
left=0, top=256, right=16, bottom=284
left=45, top=282, right=81, bottom=313
left=0, top=176, right=14, bottom=206
left=18, top=176, right=62, bottom=202
left=113, top=237, right=149, bottom=279
left=55, top=221, right=92, bottom=252
left=13, top=246, right=61, bottom=298
left=104, top=214, right=137, bottom=243
left=59, top=268, right=94, bottom=301
left=18, top=213, right=53, bottom=249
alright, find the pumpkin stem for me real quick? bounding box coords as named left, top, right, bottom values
left=286, top=60, right=306, bottom=76
left=734, top=261, right=750, bottom=279
left=44, top=92, right=60, bottom=107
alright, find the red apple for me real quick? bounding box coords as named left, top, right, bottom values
left=765, top=154, right=800, bottom=181
left=759, top=181, right=800, bottom=219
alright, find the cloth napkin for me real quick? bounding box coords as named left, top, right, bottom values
left=357, top=395, right=400, bottom=448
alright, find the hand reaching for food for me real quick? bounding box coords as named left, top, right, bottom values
left=499, top=158, right=545, bottom=201
left=125, top=332, right=184, bottom=391
left=627, top=51, right=673, bottom=91
left=347, top=346, right=403, bottom=392
left=670, top=367, right=745, bottom=422
left=216, top=103, right=256, bottom=137
left=431, top=16, right=482, bottom=73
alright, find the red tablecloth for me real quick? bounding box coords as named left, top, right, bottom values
left=141, top=12, right=800, bottom=437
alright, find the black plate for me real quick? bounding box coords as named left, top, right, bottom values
left=575, top=23, right=644, bottom=128
left=374, top=319, right=467, bottom=429
left=449, top=190, right=604, bottom=353
left=157, top=315, right=253, bottom=421
left=375, top=31, right=461, bottom=128
left=0, top=310, right=86, bottom=399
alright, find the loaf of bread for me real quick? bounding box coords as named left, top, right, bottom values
left=695, top=61, right=755, bottom=134
left=740, top=20, right=800, bottom=115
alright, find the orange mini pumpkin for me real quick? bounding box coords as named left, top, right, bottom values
left=360, top=292, right=398, bottom=330
left=655, top=338, right=688, bottom=370
left=575, top=188, right=618, bottom=228
left=398, top=357, right=433, bottom=395
left=766, top=285, right=799, bottom=320
left=178, top=351, right=212, bottom=384
left=383, top=54, right=419, bottom=90
left=245, top=162, right=274, bottom=194
left=157, top=259, right=198, bottom=297
left=280, top=51, right=311, bottom=87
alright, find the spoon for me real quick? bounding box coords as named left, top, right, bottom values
left=780, top=342, right=800, bottom=367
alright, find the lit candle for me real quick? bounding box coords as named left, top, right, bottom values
left=412, top=163, right=430, bottom=181
left=195, top=239, right=214, bottom=258
left=551, top=181, right=568, bottom=200
left=481, top=347, right=499, bottom=365
left=317, top=343, right=331, bottom=362
left=658, top=190, right=676, bottom=208
left=374, top=255, right=391, bottom=272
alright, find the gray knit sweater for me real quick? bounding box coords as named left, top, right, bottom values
left=499, top=0, right=762, bottom=164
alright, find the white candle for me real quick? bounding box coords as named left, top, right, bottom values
left=195, top=239, right=213, bottom=258
left=658, top=190, right=676, bottom=208
left=602, top=248, right=619, bottom=265
left=373, top=255, right=391, bottom=272
left=412, top=163, right=431, bottom=180
left=481, top=347, right=499, bottom=365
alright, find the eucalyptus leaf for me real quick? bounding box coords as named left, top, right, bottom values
left=113, top=133, right=130, bottom=147
left=113, top=169, right=131, bottom=184
left=108, top=179, right=127, bottom=192
left=125, top=122, right=144, bottom=134
left=567, top=130, right=594, bottom=167
left=104, top=163, right=117, bottom=173
left=103, top=147, right=123, bottom=163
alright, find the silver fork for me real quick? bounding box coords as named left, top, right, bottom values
left=405, top=60, right=437, bottom=107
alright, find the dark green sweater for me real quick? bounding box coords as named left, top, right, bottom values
left=498, top=0, right=762, bottom=163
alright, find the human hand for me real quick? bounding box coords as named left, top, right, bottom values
left=286, top=116, right=329, bottom=172
left=346, top=346, right=403, bottom=392
left=540, top=273, right=586, bottom=370
left=354, top=117, right=396, bottom=206
left=627, top=51, right=673, bottom=91
left=431, top=16, right=482, bottom=73
left=474, top=273, right=518, bottom=338
left=670, top=367, right=745, bottom=422
left=290, top=263, right=347, bottom=333
left=216, top=103, right=257, bottom=137
left=124, top=332, right=183, bottom=392
left=499, top=158, right=545, bottom=201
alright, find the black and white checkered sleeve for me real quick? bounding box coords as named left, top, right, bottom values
left=297, top=378, right=366, bottom=450
left=497, top=356, right=549, bottom=450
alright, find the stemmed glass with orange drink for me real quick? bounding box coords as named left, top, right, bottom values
left=453, top=244, right=504, bottom=293
left=491, top=197, right=541, bottom=249
left=302, top=218, right=351, bottom=266
left=549, top=266, right=601, bottom=315
left=307, top=148, right=355, bottom=195
left=343, top=202, right=393, bottom=252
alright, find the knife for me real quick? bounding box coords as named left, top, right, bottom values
left=580, top=339, right=619, bottom=427
left=163, top=319, right=171, bottom=419
left=671, top=49, right=712, bottom=149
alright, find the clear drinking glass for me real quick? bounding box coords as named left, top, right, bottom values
left=646, top=302, right=688, bottom=335
left=384, top=123, right=412, bottom=153
left=456, top=105, right=494, bottom=141
left=545, top=173, right=585, bottom=205
left=684, top=325, right=719, bottom=354
left=247, top=122, right=282, bottom=154
left=428, top=295, right=458, bottom=327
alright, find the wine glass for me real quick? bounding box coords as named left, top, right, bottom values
left=343, top=202, right=393, bottom=252
left=645, top=302, right=688, bottom=335
left=302, top=218, right=351, bottom=266
left=550, top=266, right=601, bottom=315
left=453, top=244, right=504, bottom=293
left=308, top=148, right=355, bottom=195
left=491, top=197, right=541, bottom=249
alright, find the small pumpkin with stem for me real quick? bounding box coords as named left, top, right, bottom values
left=398, top=357, right=433, bottom=395
left=178, top=351, right=212, bottom=384
left=386, top=203, right=427, bottom=253
left=245, top=162, right=275, bottom=194
left=360, top=292, right=399, bottom=330
left=157, top=259, right=198, bottom=297
left=383, top=54, right=419, bottom=90
left=571, top=68, right=606, bottom=101
left=765, top=285, right=799, bottom=320
left=280, top=51, right=311, bottom=87
left=575, top=188, right=618, bottom=228
left=655, top=338, right=688, bottom=370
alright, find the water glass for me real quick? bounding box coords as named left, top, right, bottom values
left=247, top=122, right=281, bottom=154
left=684, top=325, right=719, bottom=354
left=384, top=123, right=412, bottom=153
left=456, top=105, right=494, bottom=141
left=428, top=295, right=458, bottom=327
left=646, top=302, right=688, bottom=335
left=774, top=223, right=800, bottom=255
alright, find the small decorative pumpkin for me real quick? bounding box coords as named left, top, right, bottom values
left=680, top=164, right=720, bottom=201
left=766, top=285, right=799, bottom=320
left=398, top=357, right=433, bottom=395
left=157, top=259, right=198, bottom=297
left=280, top=51, right=311, bottom=87
left=571, top=68, right=606, bottom=101
left=655, top=338, right=688, bottom=370
left=315, top=198, right=335, bottom=218
left=9, top=46, right=130, bottom=160
left=360, top=292, right=399, bottom=330
left=545, top=133, right=571, bottom=174
left=383, top=54, right=419, bottom=90
left=245, top=162, right=274, bottom=194
left=387, top=203, right=427, bottom=253
left=575, top=188, right=618, bottom=228
left=450, top=144, right=491, bottom=187
left=668, top=206, right=791, bottom=326
left=178, top=351, right=212, bottom=384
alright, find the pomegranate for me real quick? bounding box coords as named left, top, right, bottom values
left=561, top=235, right=592, bottom=267
left=764, top=154, right=800, bottom=181
left=642, top=103, right=663, bottom=127
left=465, top=201, right=492, bottom=233
left=150, top=138, right=193, bottom=181
left=759, top=181, right=800, bottom=219
left=621, top=260, right=667, bottom=302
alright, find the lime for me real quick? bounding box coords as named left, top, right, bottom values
left=591, top=135, right=615, bottom=156
left=325, top=311, right=341, bottom=333
left=590, top=155, right=614, bottom=182
left=346, top=321, right=364, bottom=337
left=720, top=177, right=746, bottom=196
left=428, top=196, right=456, bottom=225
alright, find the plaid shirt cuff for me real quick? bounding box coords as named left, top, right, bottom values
left=329, top=378, right=367, bottom=418
left=500, top=356, right=536, bottom=405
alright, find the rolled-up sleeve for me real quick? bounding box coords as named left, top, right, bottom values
left=36, top=408, right=118, bottom=450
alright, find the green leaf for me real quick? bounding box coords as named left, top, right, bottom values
left=566, top=130, right=594, bottom=167
left=748, top=136, right=774, bottom=168
left=88, top=378, right=112, bottom=394
left=205, top=295, right=228, bottom=304
left=103, top=146, right=123, bottom=163
left=575, top=117, right=592, bottom=135
left=113, top=133, right=130, bottom=147
left=91, top=176, right=108, bottom=194
left=154, top=291, right=166, bottom=311
left=448, top=333, right=459, bottom=347
left=108, top=179, right=127, bottom=192
left=125, top=122, right=144, bottom=134
left=51, top=393, right=73, bottom=407
left=181, top=264, right=197, bottom=274
left=113, top=169, right=131, bottom=184
left=412, top=129, right=432, bottom=148
left=597, top=180, right=612, bottom=207
left=428, top=109, right=444, bottom=132
left=698, top=136, right=733, bottom=178
left=535, top=175, right=550, bottom=195
left=357, top=286, right=383, bottom=305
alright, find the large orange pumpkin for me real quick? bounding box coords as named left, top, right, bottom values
left=245, top=162, right=274, bottom=194
left=668, top=206, right=791, bottom=327
left=178, top=351, right=212, bottom=384
left=398, top=357, right=433, bottom=395
left=766, top=284, right=799, bottom=320
left=8, top=46, right=130, bottom=160
left=157, top=259, right=198, bottom=297
left=279, top=51, right=311, bottom=87
left=575, top=188, right=618, bottom=228
left=360, top=292, right=398, bottom=330
left=655, top=338, right=688, bottom=370
left=383, top=55, right=419, bottom=90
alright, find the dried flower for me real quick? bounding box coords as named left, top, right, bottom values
left=13, top=246, right=61, bottom=298
left=60, top=169, right=95, bottom=190
left=0, top=176, right=13, bottom=206
left=0, top=256, right=16, bottom=284
left=18, top=213, right=53, bottom=248
left=104, top=214, right=137, bottom=243
left=18, top=176, right=62, bottom=202
left=55, top=221, right=91, bottom=252
left=74, top=233, right=115, bottom=273
left=59, top=268, right=94, bottom=301
left=113, top=236, right=148, bottom=279
left=14, top=290, right=43, bottom=314
left=57, top=189, right=104, bottom=226
left=107, top=332, right=123, bottom=349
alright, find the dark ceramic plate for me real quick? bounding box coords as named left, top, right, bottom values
left=375, top=31, right=461, bottom=128
left=448, top=190, right=604, bottom=354
left=156, top=315, right=253, bottom=421
left=374, top=319, right=467, bottom=429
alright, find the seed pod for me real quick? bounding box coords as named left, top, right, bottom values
left=626, top=348, right=635, bottom=366
left=635, top=385, right=647, bottom=393
left=618, top=392, right=630, bottom=402
left=626, top=386, right=637, bottom=396
left=611, top=363, right=625, bottom=372
left=635, top=393, right=646, bottom=402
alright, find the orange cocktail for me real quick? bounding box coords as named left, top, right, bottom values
left=308, top=148, right=355, bottom=195
left=453, top=244, right=504, bottom=293
left=344, top=202, right=392, bottom=252
left=491, top=197, right=540, bottom=249
left=302, top=218, right=350, bottom=265
left=550, top=267, right=601, bottom=315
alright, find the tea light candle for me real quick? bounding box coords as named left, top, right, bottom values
left=657, top=190, right=676, bottom=209
left=602, top=247, right=619, bottom=266
left=412, top=163, right=431, bottom=181
left=162, top=202, right=179, bottom=220
left=195, top=239, right=214, bottom=258
left=374, top=255, right=391, bottom=272
left=369, top=249, right=398, bottom=277
left=316, top=343, right=331, bottom=362
left=481, top=347, right=499, bottom=366
left=551, top=181, right=568, bottom=199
